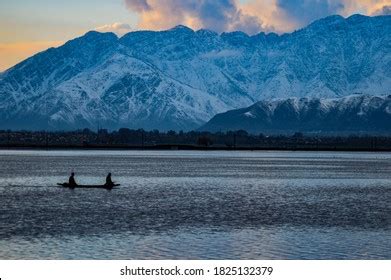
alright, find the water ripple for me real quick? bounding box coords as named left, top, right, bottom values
left=0, top=150, right=390, bottom=259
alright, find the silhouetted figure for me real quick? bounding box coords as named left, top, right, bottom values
left=69, top=172, right=77, bottom=187
left=105, top=173, right=113, bottom=186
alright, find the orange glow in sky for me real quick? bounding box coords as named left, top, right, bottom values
left=0, top=0, right=389, bottom=72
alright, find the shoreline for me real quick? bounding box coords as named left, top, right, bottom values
left=1, top=144, right=390, bottom=152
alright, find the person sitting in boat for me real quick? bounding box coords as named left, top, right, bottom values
left=105, top=173, right=114, bottom=186
left=69, top=172, right=77, bottom=187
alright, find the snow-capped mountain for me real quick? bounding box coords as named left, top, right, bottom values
left=200, top=94, right=391, bottom=134
left=0, top=14, right=390, bottom=131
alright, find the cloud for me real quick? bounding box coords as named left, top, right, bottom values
left=95, top=23, right=133, bottom=36
left=275, top=0, right=345, bottom=26
left=339, top=0, right=391, bottom=16
left=368, top=4, right=391, bottom=15
left=124, top=0, right=391, bottom=34
left=124, top=0, right=152, bottom=12
left=124, top=0, right=263, bottom=34
left=0, top=41, right=63, bottom=72
left=375, top=5, right=391, bottom=15
left=239, top=0, right=300, bottom=33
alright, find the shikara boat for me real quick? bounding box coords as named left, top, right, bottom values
left=57, top=183, right=120, bottom=189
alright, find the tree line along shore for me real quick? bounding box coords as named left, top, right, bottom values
left=1, top=129, right=391, bottom=151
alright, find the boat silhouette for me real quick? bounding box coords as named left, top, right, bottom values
left=57, top=183, right=120, bottom=189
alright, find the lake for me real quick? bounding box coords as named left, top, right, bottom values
left=0, top=150, right=390, bottom=259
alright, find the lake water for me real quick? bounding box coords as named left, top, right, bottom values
left=0, top=150, right=390, bottom=259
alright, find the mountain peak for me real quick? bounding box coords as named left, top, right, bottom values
left=169, top=25, right=194, bottom=32
left=222, top=31, right=250, bottom=37
left=306, top=14, right=345, bottom=29
left=84, top=30, right=118, bottom=39
left=196, top=29, right=218, bottom=37
left=346, top=14, right=371, bottom=24
left=347, top=14, right=369, bottom=20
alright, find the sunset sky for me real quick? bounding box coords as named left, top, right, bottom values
left=0, top=0, right=390, bottom=71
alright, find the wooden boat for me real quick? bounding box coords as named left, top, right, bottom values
left=57, top=183, right=120, bottom=189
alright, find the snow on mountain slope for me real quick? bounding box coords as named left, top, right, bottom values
left=200, top=94, right=391, bottom=134
left=2, top=51, right=230, bottom=131
left=43, top=52, right=230, bottom=130
left=0, top=15, right=390, bottom=130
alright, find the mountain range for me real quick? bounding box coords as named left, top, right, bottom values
left=200, top=94, right=391, bottom=134
left=0, top=14, right=390, bottom=131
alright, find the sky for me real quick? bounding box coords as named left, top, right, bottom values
left=0, top=0, right=390, bottom=71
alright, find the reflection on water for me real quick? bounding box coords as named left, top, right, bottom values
left=0, top=150, right=390, bottom=259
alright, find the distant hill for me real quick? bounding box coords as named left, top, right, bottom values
left=0, top=15, right=390, bottom=130
left=200, top=94, right=391, bottom=134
